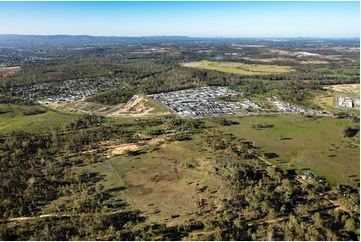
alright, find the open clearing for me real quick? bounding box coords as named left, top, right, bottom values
left=110, top=136, right=229, bottom=226
left=301, top=60, right=329, bottom=64
left=326, top=83, right=360, bottom=95
left=214, top=114, right=359, bottom=185
left=182, top=60, right=293, bottom=75
left=74, top=135, right=231, bottom=226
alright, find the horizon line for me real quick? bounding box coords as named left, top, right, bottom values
left=0, top=34, right=360, bottom=39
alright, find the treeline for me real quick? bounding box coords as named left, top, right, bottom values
left=0, top=94, right=35, bottom=105
left=240, top=80, right=322, bottom=106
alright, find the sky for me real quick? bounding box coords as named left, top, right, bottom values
left=0, top=1, right=359, bottom=38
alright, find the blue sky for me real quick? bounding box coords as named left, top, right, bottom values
left=0, top=1, right=359, bottom=37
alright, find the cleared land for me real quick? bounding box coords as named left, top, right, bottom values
left=70, top=135, right=232, bottom=226
left=0, top=66, right=20, bottom=79
left=327, top=83, right=360, bottom=95
left=53, top=95, right=172, bottom=117
left=213, top=114, right=359, bottom=185
left=301, top=60, right=329, bottom=64
left=183, top=60, right=293, bottom=75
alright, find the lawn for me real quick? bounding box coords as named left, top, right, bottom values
left=183, top=60, right=293, bottom=75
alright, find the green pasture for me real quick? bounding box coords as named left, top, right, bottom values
left=214, top=114, right=359, bottom=185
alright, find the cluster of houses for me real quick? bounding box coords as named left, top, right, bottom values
left=151, top=86, right=261, bottom=117
left=270, top=99, right=307, bottom=113
left=269, top=98, right=332, bottom=116
left=151, top=87, right=333, bottom=118
left=13, top=77, right=121, bottom=105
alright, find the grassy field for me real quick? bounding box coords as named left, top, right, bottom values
left=71, top=135, right=235, bottom=226
left=0, top=104, right=79, bottom=133
left=213, top=114, right=359, bottom=185
left=183, top=60, right=293, bottom=75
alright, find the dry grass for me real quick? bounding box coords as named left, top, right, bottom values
left=316, top=96, right=334, bottom=108
left=83, top=135, right=229, bottom=226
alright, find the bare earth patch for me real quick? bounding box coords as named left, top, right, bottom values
left=111, top=144, right=139, bottom=156
left=182, top=62, right=202, bottom=67
left=301, top=60, right=329, bottom=64
left=268, top=49, right=294, bottom=56
left=327, top=84, right=360, bottom=94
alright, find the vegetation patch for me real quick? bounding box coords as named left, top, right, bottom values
left=183, top=60, right=293, bottom=75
